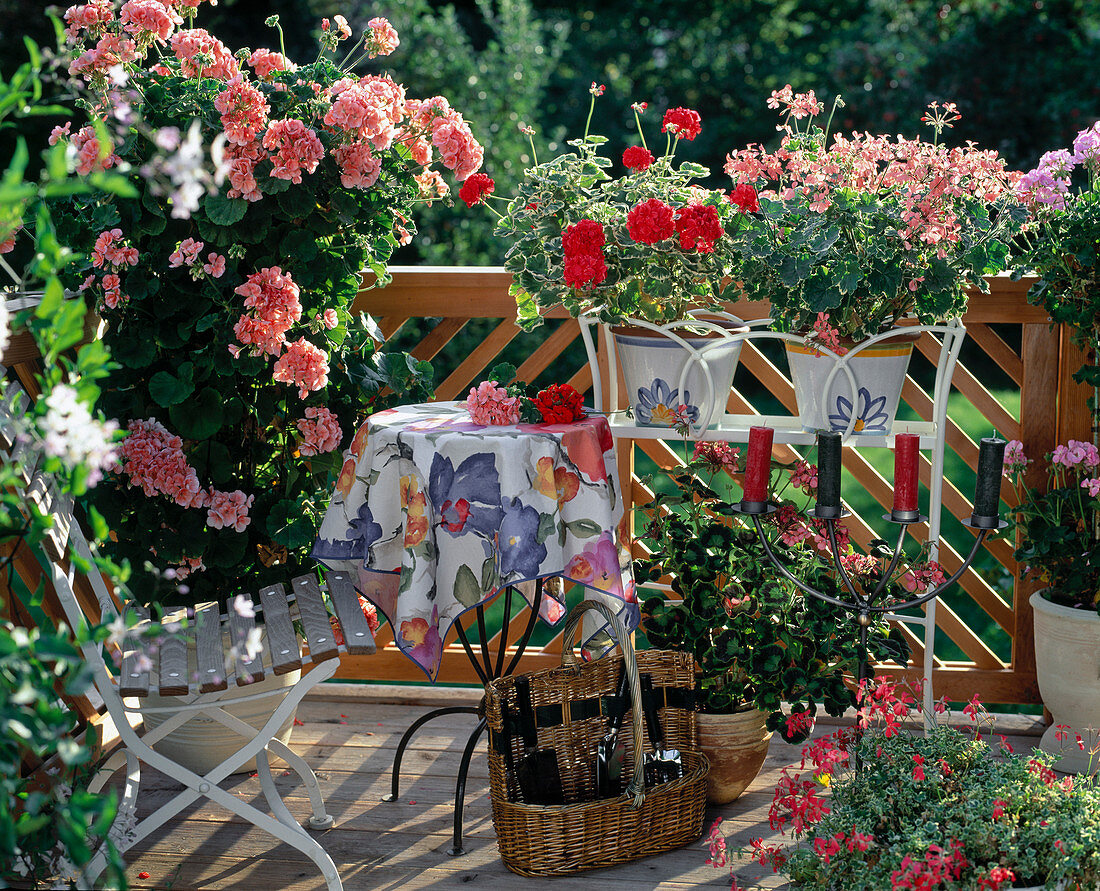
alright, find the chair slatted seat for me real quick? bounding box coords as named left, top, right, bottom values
left=2, top=376, right=376, bottom=890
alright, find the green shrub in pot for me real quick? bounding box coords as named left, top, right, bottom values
left=635, top=441, right=911, bottom=743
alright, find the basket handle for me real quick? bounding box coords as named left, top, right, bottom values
left=559, top=599, right=647, bottom=805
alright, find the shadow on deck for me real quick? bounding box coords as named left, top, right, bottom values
left=117, top=683, right=1045, bottom=890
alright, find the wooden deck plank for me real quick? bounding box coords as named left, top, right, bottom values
left=110, top=684, right=1044, bottom=891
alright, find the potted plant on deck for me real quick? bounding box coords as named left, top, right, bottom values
left=1002, top=435, right=1100, bottom=774
left=706, top=678, right=1100, bottom=891
left=635, top=439, right=910, bottom=803
left=1014, top=122, right=1100, bottom=774
left=723, top=88, right=1024, bottom=434
left=50, top=0, right=480, bottom=773
left=464, top=85, right=755, bottom=429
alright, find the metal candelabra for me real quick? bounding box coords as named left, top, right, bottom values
left=734, top=429, right=1008, bottom=700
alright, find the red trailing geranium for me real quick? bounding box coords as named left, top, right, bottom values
left=459, top=172, right=494, bottom=207
left=661, top=107, right=702, bottom=141
left=728, top=183, right=760, bottom=213
left=622, top=145, right=654, bottom=172
left=673, top=203, right=723, bottom=252
left=533, top=383, right=587, bottom=424
left=626, top=197, right=675, bottom=244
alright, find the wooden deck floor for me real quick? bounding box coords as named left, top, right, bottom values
left=118, top=683, right=1045, bottom=890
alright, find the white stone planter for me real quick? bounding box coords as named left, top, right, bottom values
left=612, top=315, right=748, bottom=430
left=1032, top=590, right=1100, bottom=775
left=138, top=666, right=301, bottom=776
left=785, top=330, right=919, bottom=435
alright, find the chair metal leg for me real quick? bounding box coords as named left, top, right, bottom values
left=447, top=717, right=487, bottom=857
left=266, top=737, right=334, bottom=829
left=381, top=705, right=479, bottom=802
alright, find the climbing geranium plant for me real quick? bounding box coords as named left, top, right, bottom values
left=52, top=1, right=483, bottom=608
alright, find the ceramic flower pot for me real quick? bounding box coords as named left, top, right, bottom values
left=138, top=645, right=301, bottom=776
left=1032, top=590, right=1100, bottom=775
left=612, top=315, right=748, bottom=429
left=785, top=329, right=920, bottom=435
left=696, top=708, right=773, bottom=804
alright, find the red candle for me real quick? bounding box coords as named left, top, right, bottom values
left=743, top=426, right=774, bottom=503
left=893, top=433, right=920, bottom=514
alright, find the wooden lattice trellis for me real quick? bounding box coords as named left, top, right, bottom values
left=339, top=267, right=1088, bottom=704
left=1, top=269, right=1084, bottom=704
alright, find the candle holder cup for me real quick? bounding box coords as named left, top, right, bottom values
left=735, top=500, right=777, bottom=516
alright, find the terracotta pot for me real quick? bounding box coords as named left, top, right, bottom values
left=696, top=708, right=772, bottom=804
left=1032, top=589, right=1100, bottom=775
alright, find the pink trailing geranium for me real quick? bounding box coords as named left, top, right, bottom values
left=723, top=89, right=1023, bottom=340
left=54, top=3, right=464, bottom=609
left=1005, top=437, right=1100, bottom=612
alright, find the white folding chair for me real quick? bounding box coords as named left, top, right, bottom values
left=3, top=379, right=375, bottom=890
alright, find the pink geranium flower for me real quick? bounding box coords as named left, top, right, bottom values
left=465, top=380, right=520, bottom=425
left=296, top=406, right=343, bottom=455
left=272, top=338, right=330, bottom=399
left=263, top=118, right=325, bottom=184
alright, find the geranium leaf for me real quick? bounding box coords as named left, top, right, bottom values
left=203, top=192, right=248, bottom=226
left=168, top=387, right=224, bottom=438
left=147, top=370, right=194, bottom=407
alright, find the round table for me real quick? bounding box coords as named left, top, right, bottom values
left=311, top=401, right=638, bottom=855
left=312, top=401, right=638, bottom=680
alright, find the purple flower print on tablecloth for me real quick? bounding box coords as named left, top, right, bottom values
left=428, top=452, right=503, bottom=537
left=564, top=532, right=626, bottom=600
left=312, top=502, right=382, bottom=561
left=400, top=605, right=443, bottom=675
left=498, top=497, right=547, bottom=579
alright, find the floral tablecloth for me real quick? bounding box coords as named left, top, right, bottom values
left=312, top=402, right=638, bottom=680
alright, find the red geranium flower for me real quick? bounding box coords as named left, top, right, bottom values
left=627, top=198, right=675, bottom=244
left=561, top=218, right=605, bottom=257
left=622, top=145, right=655, bottom=172
left=533, top=383, right=587, bottom=423
left=563, top=252, right=607, bottom=288
left=673, top=203, right=723, bottom=252
left=662, top=107, right=702, bottom=141
left=458, top=172, right=494, bottom=207
left=728, top=183, right=760, bottom=213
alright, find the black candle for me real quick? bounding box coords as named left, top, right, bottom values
left=817, top=432, right=842, bottom=512
left=973, top=437, right=1007, bottom=519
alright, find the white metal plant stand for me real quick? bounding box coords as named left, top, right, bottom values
left=580, top=314, right=968, bottom=712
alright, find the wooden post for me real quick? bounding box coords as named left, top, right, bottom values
left=1014, top=323, right=1060, bottom=680
left=1056, top=326, right=1093, bottom=445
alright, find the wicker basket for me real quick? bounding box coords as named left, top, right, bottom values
left=484, top=599, right=709, bottom=876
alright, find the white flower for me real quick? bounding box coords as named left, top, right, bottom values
left=230, top=593, right=255, bottom=619
left=39, top=382, right=119, bottom=486
left=244, top=626, right=264, bottom=662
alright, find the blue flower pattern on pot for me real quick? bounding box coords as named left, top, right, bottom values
left=828, top=387, right=890, bottom=433
left=635, top=378, right=700, bottom=426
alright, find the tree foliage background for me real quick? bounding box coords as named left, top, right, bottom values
left=3, top=0, right=1097, bottom=266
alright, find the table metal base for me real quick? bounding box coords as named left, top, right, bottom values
left=382, top=580, right=544, bottom=856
